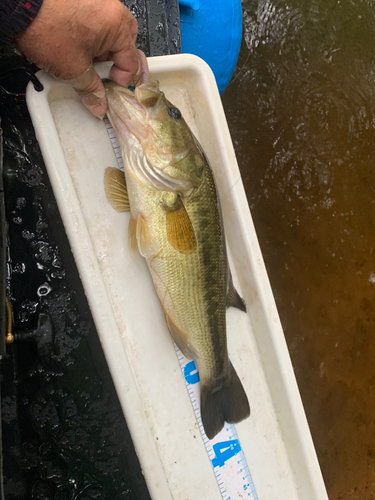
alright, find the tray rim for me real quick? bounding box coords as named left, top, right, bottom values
left=26, top=53, right=328, bottom=500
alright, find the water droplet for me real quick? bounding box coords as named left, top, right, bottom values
left=12, top=262, right=26, bottom=274
left=16, top=197, right=26, bottom=209
left=37, top=283, right=52, bottom=297
left=21, top=229, right=35, bottom=240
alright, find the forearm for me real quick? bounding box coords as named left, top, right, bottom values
left=0, top=0, right=43, bottom=44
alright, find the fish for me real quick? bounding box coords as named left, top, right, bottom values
left=103, top=79, right=250, bottom=439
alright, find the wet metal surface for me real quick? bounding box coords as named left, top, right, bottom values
left=222, top=1, right=375, bottom=499
left=0, top=122, right=6, bottom=360
left=0, top=1, right=181, bottom=497
left=0, top=51, right=151, bottom=499
left=124, top=0, right=181, bottom=56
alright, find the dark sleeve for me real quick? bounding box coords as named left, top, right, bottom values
left=0, top=0, right=44, bottom=45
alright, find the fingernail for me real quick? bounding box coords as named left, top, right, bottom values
left=92, top=104, right=106, bottom=120
left=135, top=57, right=141, bottom=78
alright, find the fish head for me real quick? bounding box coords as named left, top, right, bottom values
left=104, top=79, right=205, bottom=192
left=103, top=79, right=149, bottom=142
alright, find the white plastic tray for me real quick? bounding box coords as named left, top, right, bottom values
left=26, top=54, right=328, bottom=500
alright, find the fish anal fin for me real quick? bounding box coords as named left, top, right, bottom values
left=165, top=312, right=199, bottom=360
left=201, top=362, right=250, bottom=440
left=104, top=167, right=130, bottom=212
left=165, top=197, right=197, bottom=254
left=227, top=269, right=246, bottom=312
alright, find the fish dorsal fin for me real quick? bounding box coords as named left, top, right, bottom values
left=165, top=197, right=197, bottom=254
left=164, top=312, right=199, bottom=360
left=104, top=167, right=130, bottom=212
left=227, top=269, right=247, bottom=312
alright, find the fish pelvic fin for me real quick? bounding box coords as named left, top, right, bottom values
left=128, top=213, right=156, bottom=259
left=104, top=167, right=130, bottom=212
left=227, top=269, right=246, bottom=312
left=128, top=216, right=138, bottom=257
left=201, top=362, right=250, bottom=440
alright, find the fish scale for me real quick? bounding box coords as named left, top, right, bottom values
left=105, top=116, right=258, bottom=500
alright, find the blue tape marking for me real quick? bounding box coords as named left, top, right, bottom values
left=211, top=439, right=241, bottom=468
left=183, top=360, right=200, bottom=384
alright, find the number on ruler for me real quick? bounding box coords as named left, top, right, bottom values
left=211, top=440, right=241, bottom=468
left=184, top=360, right=200, bottom=385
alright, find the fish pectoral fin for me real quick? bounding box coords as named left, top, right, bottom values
left=227, top=268, right=247, bottom=312
left=104, top=167, right=130, bottom=212
left=128, top=216, right=138, bottom=257
left=165, top=313, right=199, bottom=360
left=165, top=197, right=197, bottom=254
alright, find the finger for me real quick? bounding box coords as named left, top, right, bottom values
left=136, top=49, right=149, bottom=84
left=94, top=51, right=110, bottom=63
left=68, top=67, right=108, bottom=119
left=108, top=8, right=139, bottom=86
left=131, top=29, right=138, bottom=43
left=110, top=45, right=139, bottom=87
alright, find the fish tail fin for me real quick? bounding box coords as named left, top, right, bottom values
left=200, top=363, right=250, bottom=440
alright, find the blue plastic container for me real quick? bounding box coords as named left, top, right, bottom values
left=179, top=0, right=242, bottom=93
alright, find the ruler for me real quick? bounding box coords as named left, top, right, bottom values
left=176, top=347, right=258, bottom=500
left=105, top=117, right=258, bottom=500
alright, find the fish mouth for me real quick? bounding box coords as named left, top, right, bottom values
left=102, top=79, right=134, bottom=95
left=103, top=79, right=140, bottom=111
left=103, top=79, right=161, bottom=108
left=134, top=81, right=162, bottom=108
left=103, top=79, right=148, bottom=142
left=103, top=79, right=164, bottom=145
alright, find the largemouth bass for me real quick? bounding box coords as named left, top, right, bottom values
left=103, top=79, right=250, bottom=439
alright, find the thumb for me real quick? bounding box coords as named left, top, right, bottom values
left=110, top=45, right=139, bottom=87
left=67, top=66, right=108, bottom=119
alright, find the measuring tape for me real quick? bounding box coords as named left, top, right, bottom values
left=105, top=117, right=258, bottom=500
left=176, top=347, right=258, bottom=500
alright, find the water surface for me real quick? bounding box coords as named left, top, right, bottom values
left=222, top=1, right=375, bottom=498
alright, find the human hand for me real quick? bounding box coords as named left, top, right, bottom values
left=16, top=0, right=139, bottom=118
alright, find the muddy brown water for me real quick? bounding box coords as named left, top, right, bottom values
left=222, top=1, right=375, bottom=499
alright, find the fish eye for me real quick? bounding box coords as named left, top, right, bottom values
left=168, top=107, right=182, bottom=120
